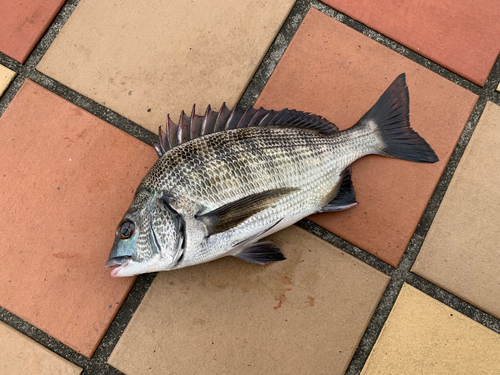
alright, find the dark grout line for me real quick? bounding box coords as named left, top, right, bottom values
left=1, top=0, right=500, bottom=374
left=0, top=306, right=92, bottom=369
left=29, top=69, right=158, bottom=146
left=407, top=273, right=500, bottom=334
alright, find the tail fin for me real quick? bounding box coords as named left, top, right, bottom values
left=357, top=73, right=439, bottom=163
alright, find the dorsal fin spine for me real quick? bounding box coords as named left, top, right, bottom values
left=190, top=104, right=196, bottom=140
left=201, top=105, right=211, bottom=135
left=167, top=114, right=178, bottom=149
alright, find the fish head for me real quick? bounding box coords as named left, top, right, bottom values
left=105, top=190, right=185, bottom=277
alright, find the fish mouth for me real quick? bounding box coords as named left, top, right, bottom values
left=105, top=256, right=131, bottom=277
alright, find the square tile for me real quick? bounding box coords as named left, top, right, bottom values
left=361, top=284, right=500, bottom=375
left=0, top=80, right=158, bottom=356
left=255, top=8, right=478, bottom=266
left=412, top=102, right=500, bottom=319
left=108, top=226, right=390, bottom=375
left=0, top=0, right=65, bottom=63
left=37, top=0, right=295, bottom=133
left=321, top=0, right=500, bottom=86
left=0, top=64, right=16, bottom=96
left=0, top=320, right=82, bottom=375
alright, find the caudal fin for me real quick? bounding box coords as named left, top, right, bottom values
left=357, top=73, right=439, bottom=163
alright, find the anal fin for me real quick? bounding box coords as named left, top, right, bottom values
left=319, top=168, right=358, bottom=212
left=234, top=241, right=285, bottom=265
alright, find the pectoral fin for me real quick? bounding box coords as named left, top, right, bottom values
left=234, top=241, right=286, bottom=265
left=196, top=188, right=298, bottom=236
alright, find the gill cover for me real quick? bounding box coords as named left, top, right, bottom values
left=151, top=195, right=186, bottom=265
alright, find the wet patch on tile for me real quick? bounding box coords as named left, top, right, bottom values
left=255, top=8, right=478, bottom=266
left=108, top=226, right=390, bottom=375
left=0, top=64, right=16, bottom=96
left=412, top=102, right=500, bottom=319
left=361, top=284, right=500, bottom=375
left=322, top=0, right=500, bottom=86
left=37, top=0, right=295, bottom=133
left=0, top=0, right=65, bottom=63
left=0, top=320, right=82, bottom=375
left=0, top=80, right=158, bottom=356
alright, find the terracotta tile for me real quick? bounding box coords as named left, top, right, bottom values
left=108, top=226, right=390, bottom=375
left=412, top=102, right=500, bottom=319
left=255, top=8, right=478, bottom=266
left=0, top=80, right=158, bottom=356
left=0, top=0, right=65, bottom=63
left=0, top=321, right=82, bottom=375
left=361, top=284, right=500, bottom=375
left=37, top=0, right=295, bottom=134
left=322, top=0, right=500, bottom=86
left=0, top=64, right=16, bottom=96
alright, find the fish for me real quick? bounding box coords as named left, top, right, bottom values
left=105, top=73, right=438, bottom=277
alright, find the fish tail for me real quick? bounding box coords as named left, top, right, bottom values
left=356, top=73, right=439, bottom=163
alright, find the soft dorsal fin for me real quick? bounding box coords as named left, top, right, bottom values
left=153, top=104, right=339, bottom=157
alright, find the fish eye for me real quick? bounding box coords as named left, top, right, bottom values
left=119, top=221, right=135, bottom=239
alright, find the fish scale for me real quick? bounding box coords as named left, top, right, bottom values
left=106, top=74, right=439, bottom=277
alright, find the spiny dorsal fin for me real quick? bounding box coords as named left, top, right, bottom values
left=153, top=104, right=339, bottom=157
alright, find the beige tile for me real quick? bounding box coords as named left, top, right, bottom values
left=0, top=320, right=81, bottom=375
left=0, top=64, right=16, bottom=96
left=412, top=102, right=500, bottom=319
left=361, top=284, right=500, bottom=375
left=497, top=82, right=500, bottom=92
left=37, top=0, right=295, bottom=133
left=108, top=226, right=390, bottom=375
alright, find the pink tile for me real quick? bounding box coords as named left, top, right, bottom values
left=255, top=9, right=478, bottom=266
left=0, top=0, right=65, bottom=63
left=0, top=80, right=158, bottom=356
left=322, top=0, right=500, bottom=86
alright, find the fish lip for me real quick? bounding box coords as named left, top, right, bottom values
left=105, top=255, right=131, bottom=268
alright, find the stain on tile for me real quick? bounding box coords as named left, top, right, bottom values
left=108, top=226, right=390, bottom=375
left=361, top=284, right=500, bottom=375
left=0, top=320, right=82, bottom=375
left=255, top=8, right=478, bottom=266
left=0, top=0, right=65, bottom=63
left=37, top=0, right=295, bottom=133
left=322, top=0, right=500, bottom=86
left=412, top=102, right=500, bottom=319
left=0, top=64, right=16, bottom=96
left=0, top=80, right=158, bottom=357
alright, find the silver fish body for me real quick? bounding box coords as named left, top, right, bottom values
left=106, top=74, right=438, bottom=277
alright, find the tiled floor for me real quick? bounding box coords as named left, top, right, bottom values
left=0, top=320, right=82, bottom=375
left=0, top=0, right=65, bottom=63
left=0, top=65, right=16, bottom=96
left=255, top=8, right=477, bottom=267
left=321, top=0, right=500, bottom=86
left=361, top=284, right=500, bottom=375
left=1, top=1, right=499, bottom=374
